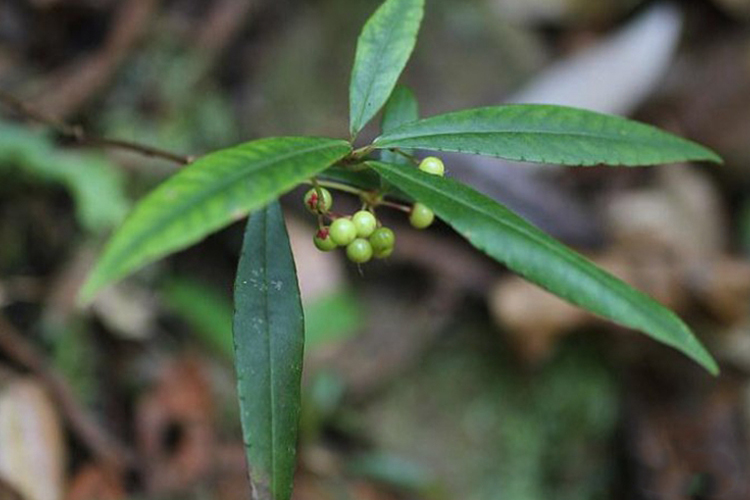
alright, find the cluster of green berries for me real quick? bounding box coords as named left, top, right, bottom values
left=304, top=156, right=444, bottom=264
left=305, top=190, right=394, bottom=263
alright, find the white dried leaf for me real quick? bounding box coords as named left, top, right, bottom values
left=0, top=377, right=65, bottom=500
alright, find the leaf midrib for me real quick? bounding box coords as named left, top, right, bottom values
left=259, top=210, right=278, bottom=497
left=373, top=163, right=682, bottom=336
left=375, top=128, right=695, bottom=150
left=352, top=3, right=408, bottom=133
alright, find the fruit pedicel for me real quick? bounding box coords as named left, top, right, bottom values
left=303, top=155, right=445, bottom=263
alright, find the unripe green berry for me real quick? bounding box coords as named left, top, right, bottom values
left=419, top=156, right=445, bottom=176
left=369, top=227, right=395, bottom=253
left=304, top=187, right=333, bottom=214
left=346, top=238, right=373, bottom=263
left=373, top=246, right=393, bottom=259
left=352, top=210, right=377, bottom=237
left=313, top=227, right=337, bottom=252
left=409, top=203, right=434, bottom=229
left=329, top=218, right=357, bottom=246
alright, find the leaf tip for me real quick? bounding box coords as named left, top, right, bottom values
left=683, top=334, right=720, bottom=376
left=681, top=137, right=723, bottom=165
left=704, top=149, right=724, bottom=165
left=698, top=352, right=721, bottom=377
left=76, top=277, right=99, bottom=307
left=77, top=258, right=118, bottom=306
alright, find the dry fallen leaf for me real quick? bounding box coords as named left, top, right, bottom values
left=91, top=283, right=158, bottom=341
left=64, top=465, right=124, bottom=500
left=623, top=375, right=750, bottom=499
left=135, top=356, right=215, bottom=495
left=490, top=165, right=750, bottom=363
left=0, top=377, right=65, bottom=500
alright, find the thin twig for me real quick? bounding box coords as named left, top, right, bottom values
left=0, top=88, right=72, bottom=132
left=391, top=148, right=419, bottom=165
left=302, top=179, right=364, bottom=196
left=378, top=199, right=411, bottom=213
left=79, top=136, right=194, bottom=165
left=0, top=88, right=192, bottom=166
left=0, top=314, right=135, bottom=471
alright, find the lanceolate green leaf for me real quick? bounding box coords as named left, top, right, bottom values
left=233, top=201, right=304, bottom=500
left=381, top=85, right=419, bottom=134
left=368, top=161, right=719, bottom=374
left=80, top=137, right=351, bottom=302
left=380, top=85, right=419, bottom=166
left=349, top=0, right=424, bottom=138
left=373, top=105, right=722, bottom=166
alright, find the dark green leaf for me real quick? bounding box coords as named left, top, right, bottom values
left=349, top=0, right=424, bottom=138
left=80, top=137, right=350, bottom=302
left=318, top=166, right=383, bottom=192
left=373, top=105, right=722, bottom=166
left=380, top=85, right=419, bottom=166
left=233, top=201, right=304, bottom=500
left=381, top=85, right=419, bottom=134
left=368, top=161, right=718, bottom=374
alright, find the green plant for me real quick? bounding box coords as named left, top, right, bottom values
left=303, top=186, right=333, bottom=214
left=409, top=202, right=436, bottom=229
left=347, top=238, right=375, bottom=263
left=418, top=156, right=445, bottom=176
left=0, top=119, right=130, bottom=233
left=313, top=227, right=338, bottom=252
left=352, top=210, right=378, bottom=237
left=77, top=0, right=722, bottom=498
left=330, top=217, right=358, bottom=246
left=370, top=226, right=396, bottom=258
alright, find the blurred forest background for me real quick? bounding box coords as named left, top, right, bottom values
left=2, top=0, right=750, bottom=499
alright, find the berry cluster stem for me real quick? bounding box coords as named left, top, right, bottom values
left=391, top=148, right=420, bottom=165
left=305, top=176, right=412, bottom=220
left=350, top=145, right=375, bottom=160
left=304, top=179, right=363, bottom=196
left=378, top=199, right=411, bottom=213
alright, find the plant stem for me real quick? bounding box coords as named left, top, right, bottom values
left=379, top=199, right=411, bottom=213
left=304, top=179, right=410, bottom=213
left=350, top=144, right=375, bottom=159
left=0, top=88, right=193, bottom=166
left=392, top=148, right=419, bottom=165
left=303, top=179, right=363, bottom=196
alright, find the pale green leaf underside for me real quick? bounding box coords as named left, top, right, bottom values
left=368, top=161, right=718, bottom=374
left=349, top=0, right=424, bottom=138
left=373, top=105, right=722, bottom=166
left=233, top=202, right=304, bottom=500
left=80, top=137, right=351, bottom=302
